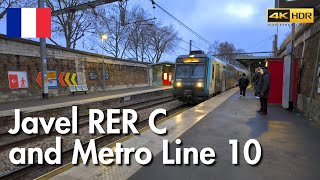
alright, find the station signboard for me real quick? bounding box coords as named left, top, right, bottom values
left=89, top=72, right=99, bottom=80
left=8, top=71, right=28, bottom=89
left=103, top=72, right=110, bottom=80
left=47, top=71, right=58, bottom=88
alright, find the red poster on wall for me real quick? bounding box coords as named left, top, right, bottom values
left=8, top=74, right=19, bottom=89
left=8, top=71, right=28, bottom=89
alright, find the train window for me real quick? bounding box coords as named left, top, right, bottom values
left=212, top=66, right=215, bottom=80
left=176, top=64, right=206, bottom=78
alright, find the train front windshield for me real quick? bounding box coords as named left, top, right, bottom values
left=175, top=64, right=206, bottom=79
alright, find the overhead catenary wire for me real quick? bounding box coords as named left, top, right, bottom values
left=245, top=35, right=274, bottom=52
left=192, top=40, right=209, bottom=51
left=212, top=51, right=273, bottom=56
left=149, top=0, right=214, bottom=47
left=180, top=38, right=202, bottom=51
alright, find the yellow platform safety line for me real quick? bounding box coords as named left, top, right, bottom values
left=35, top=107, right=190, bottom=180
left=64, top=72, right=72, bottom=86
left=71, top=73, right=77, bottom=86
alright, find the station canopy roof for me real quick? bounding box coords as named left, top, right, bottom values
left=236, top=56, right=270, bottom=67
left=151, top=61, right=175, bottom=66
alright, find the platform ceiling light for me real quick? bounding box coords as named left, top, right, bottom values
left=101, top=33, right=108, bottom=41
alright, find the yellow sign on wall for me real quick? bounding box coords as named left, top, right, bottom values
left=47, top=71, right=56, bottom=79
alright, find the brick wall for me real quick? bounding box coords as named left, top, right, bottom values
left=294, top=30, right=320, bottom=123
left=0, top=35, right=149, bottom=102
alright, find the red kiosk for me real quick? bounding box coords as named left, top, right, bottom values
left=267, top=58, right=298, bottom=106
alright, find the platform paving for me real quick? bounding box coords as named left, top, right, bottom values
left=49, top=88, right=238, bottom=180
left=130, top=90, right=320, bottom=180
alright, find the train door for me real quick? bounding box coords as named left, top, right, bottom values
left=162, top=72, right=172, bottom=85
left=222, top=66, right=226, bottom=92
left=209, top=63, right=215, bottom=95
left=215, top=64, right=221, bottom=93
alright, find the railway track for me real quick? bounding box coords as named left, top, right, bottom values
left=0, top=97, right=191, bottom=180
left=0, top=95, right=174, bottom=150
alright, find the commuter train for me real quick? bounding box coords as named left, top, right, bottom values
left=173, top=51, right=248, bottom=103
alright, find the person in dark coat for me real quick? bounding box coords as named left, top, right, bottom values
left=255, top=67, right=271, bottom=115
left=238, top=73, right=250, bottom=97
left=253, top=68, right=261, bottom=90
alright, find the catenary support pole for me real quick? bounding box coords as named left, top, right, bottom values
left=39, top=0, right=49, bottom=99
left=102, top=40, right=106, bottom=91
left=288, top=23, right=295, bottom=111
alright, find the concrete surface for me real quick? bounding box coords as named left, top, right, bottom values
left=49, top=88, right=238, bottom=180
left=130, top=91, right=320, bottom=180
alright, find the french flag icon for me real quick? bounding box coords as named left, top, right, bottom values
left=6, top=8, right=51, bottom=38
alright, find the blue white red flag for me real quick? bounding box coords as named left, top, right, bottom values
left=6, top=8, right=51, bottom=38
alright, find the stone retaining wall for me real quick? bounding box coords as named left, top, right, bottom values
left=0, top=35, right=150, bottom=102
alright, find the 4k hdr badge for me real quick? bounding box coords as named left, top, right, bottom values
left=267, top=8, right=314, bottom=23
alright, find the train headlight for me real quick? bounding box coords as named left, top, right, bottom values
left=196, top=82, right=204, bottom=88
left=176, top=82, right=182, bottom=87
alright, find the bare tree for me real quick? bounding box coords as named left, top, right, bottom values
left=89, top=4, right=180, bottom=63
left=92, top=3, right=130, bottom=58
left=127, top=6, right=150, bottom=61
left=207, top=40, right=219, bottom=55
left=0, top=0, right=14, bottom=19
left=146, top=23, right=180, bottom=63
left=215, top=41, right=237, bottom=63
left=0, top=0, right=33, bottom=20
left=46, top=0, right=93, bottom=49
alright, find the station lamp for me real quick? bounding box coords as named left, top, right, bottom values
left=101, top=33, right=108, bottom=42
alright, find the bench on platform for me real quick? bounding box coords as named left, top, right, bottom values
left=69, top=85, right=88, bottom=95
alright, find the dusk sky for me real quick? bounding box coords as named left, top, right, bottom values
left=0, top=0, right=291, bottom=62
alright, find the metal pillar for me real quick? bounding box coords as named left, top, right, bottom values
left=39, top=0, right=48, bottom=99
left=189, top=40, right=192, bottom=53
left=275, top=23, right=279, bottom=56
left=102, top=41, right=106, bottom=91
left=288, top=23, right=295, bottom=111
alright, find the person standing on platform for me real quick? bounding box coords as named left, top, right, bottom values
left=238, top=73, right=249, bottom=97
left=256, top=67, right=271, bottom=115
left=253, top=68, right=261, bottom=90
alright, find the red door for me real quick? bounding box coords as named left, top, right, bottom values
left=268, top=60, right=284, bottom=104
left=162, top=73, right=172, bottom=85
left=267, top=58, right=298, bottom=105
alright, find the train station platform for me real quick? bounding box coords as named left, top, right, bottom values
left=0, top=86, right=172, bottom=116
left=48, top=88, right=320, bottom=180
